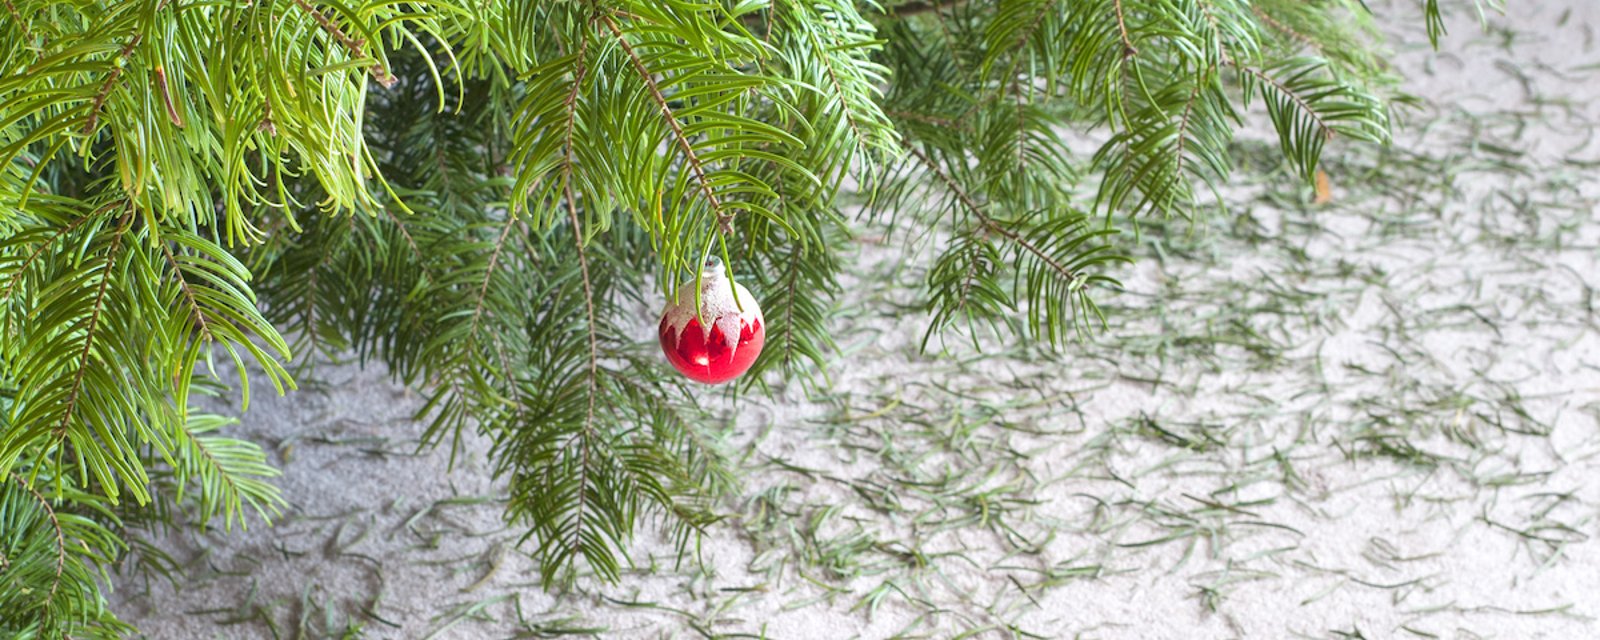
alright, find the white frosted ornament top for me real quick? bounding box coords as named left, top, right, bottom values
left=660, top=264, right=763, bottom=355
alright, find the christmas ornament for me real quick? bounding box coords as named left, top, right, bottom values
left=659, top=259, right=764, bottom=384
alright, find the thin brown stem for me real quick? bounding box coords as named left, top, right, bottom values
left=288, top=0, right=394, bottom=87
left=1172, top=80, right=1204, bottom=180
left=55, top=212, right=130, bottom=439
left=160, top=242, right=211, bottom=340
left=468, top=217, right=518, bottom=343
left=1, top=205, right=111, bottom=301
left=1114, top=0, right=1138, bottom=57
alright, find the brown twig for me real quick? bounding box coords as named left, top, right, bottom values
left=288, top=0, right=395, bottom=87
left=160, top=241, right=211, bottom=341
left=0, top=204, right=112, bottom=302
left=1114, top=0, right=1138, bottom=57
left=82, top=35, right=143, bottom=135
left=82, top=0, right=175, bottom=135
left=1172, top=80, right=1204, bottom=181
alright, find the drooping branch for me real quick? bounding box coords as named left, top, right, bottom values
left=82, top=34, right=143, bottom=135
left=560, top=33, right=601, bottom=559
left=1231, top=62, right=1336, bottom=141
left=1, top=206, right=108, bottom=303
left=1252, top=6, right=1321, bottom=52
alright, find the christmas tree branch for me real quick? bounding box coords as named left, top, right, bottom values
left=53, top=213, right=129, bottom=440
left=11, top=474, right=65, bottom=607
left=600, top=12, right=734, bottom=235
left=904, top=144, right=1080, bottom=283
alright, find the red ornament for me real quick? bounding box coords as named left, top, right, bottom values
left=659, top=264, right=764, bottom=385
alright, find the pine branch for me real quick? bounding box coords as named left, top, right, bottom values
left=54, top=214, right=128, bottom=440
left=82, top=34, right=143, bottom=136
left=904, top=144, right=1079, bottom=284
left=468, top=218, right=518, bottom=342
left=1252, top=6, right=1320, bottom=51
left=161, top=242, right=212, bottom=341
left=1114, top=0, right=1138, bottom=56
left=11, top=474, right=64, bottom=608
left=600, top=12, right=735, bottom=235
left=0, top=206, right=105, bottom=303
left=1232, top=62, right=1335, bottom=141
left=560, top=34, right=602, bottom=565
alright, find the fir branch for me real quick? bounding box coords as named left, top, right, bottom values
left=802, top=13, right=871, bottom=157
left=53, top=214, right=129, bottom=440
left=160, top=242, right=212, bottom=341
left=600, top=12, right=734, bottom=235
left=0, top=206, right=107, bottom=303
left=1252, top=6, right=1320, bottom=51
left=82, top=34, right=143, bottom=136
left=1231, top=62, right=1335, bottom=141
left=468, top=217, right=518, bottom=345
left=10, top=474, right=64, bottom=607
left=1172, top=80, right=1205, bottom=185
left=1114, top=0, right=1138, bottom=56
left=561, top=33, right=602, bottom=562
left=904, top=144, right=1079, bottom=283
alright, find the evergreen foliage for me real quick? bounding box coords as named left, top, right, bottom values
left=0, top=0, right=1479, bottom=633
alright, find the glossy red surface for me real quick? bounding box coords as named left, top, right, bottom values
left=659, top=315, right=764, bottom=384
